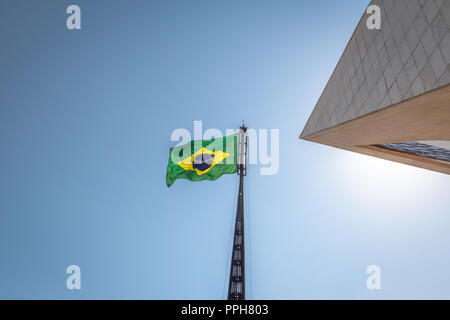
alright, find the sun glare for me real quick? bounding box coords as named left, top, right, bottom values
left=334, top=151, right=440, bottom=204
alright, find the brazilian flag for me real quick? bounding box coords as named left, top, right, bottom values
left=166, top=135, right=237, bottom=187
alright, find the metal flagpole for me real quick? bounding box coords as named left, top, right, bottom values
left=227, top=124, right=248, bottom=300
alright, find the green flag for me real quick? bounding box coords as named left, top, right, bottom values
left=166, top=134, right=237, bottom=187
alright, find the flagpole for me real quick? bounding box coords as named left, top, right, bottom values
left=227, top=124, right=248, bottom=300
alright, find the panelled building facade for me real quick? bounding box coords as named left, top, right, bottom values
left=301, top=0, right=450, bottom=174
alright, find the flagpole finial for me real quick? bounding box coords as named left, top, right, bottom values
left=241, top=120, right=247, bottom=131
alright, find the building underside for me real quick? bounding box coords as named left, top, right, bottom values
left=302, top=84, right=450, bottom=174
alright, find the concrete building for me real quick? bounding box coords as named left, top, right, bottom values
left=301, top=0, right=450, bottom=174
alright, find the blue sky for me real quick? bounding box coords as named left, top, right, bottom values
left=1, top=0, right=450, bottom=299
